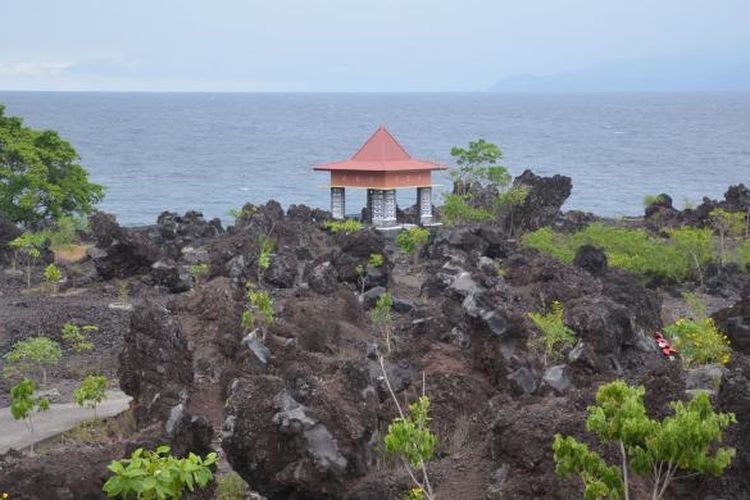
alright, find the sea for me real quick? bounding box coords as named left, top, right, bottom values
left=0, top=92, right=748, bottom=226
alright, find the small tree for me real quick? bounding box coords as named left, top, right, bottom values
left=553, top=380, right=736, bottom=500
left=10, top=378, right=51, bottom=454
left=242, top=287, right=274, bottom=332
left=257, top=236, right=274, bottom=284
left=379, top=358, right=437, bottom=500
left=710, top=208, right=746, bottom=266
left=372, top=292, right=394, bottom=353
left=74, top=374, right=108, bottom=419
left=4, top=336, right=62, bottom=385
left=668, top=227, right=714, bottom=286
left=102, top=445, right=217, bottom=499
left=9, top=232, right=45, bottom=289
left=43, top=263, right=64, bottom=293
left=527, top=300, right=576, bottom=367
left=323, top=219, right=363, bottom=234
left=61, top=322, right=95, bottom=353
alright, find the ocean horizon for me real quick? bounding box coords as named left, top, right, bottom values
left=1, top=91, right=748, bottom=225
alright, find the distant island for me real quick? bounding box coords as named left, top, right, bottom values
left=489, top=55, right=750, bottom=92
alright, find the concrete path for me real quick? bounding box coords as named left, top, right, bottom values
left=0, top=390, right=132, bottom=454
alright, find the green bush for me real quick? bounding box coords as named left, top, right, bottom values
left=10, top=377, right=50, bottom=454
left=368, top=253, right=385, bottom=267
left=4, top=336, right=62, bottom=385
left=242, top=288, right=274, bottom=331
left=74, top=374, right=108, bottom=418
left=441, top=193, right=494, bottom=226
left=527, top=300, right=576, bottom=364
left=62, top=322, right=95, bottom=353
left=190, top=263, right=210, bottom=286
left=663, top=317, right=731, bottom=367
left=323, top=219, right=363, bottom=234
left=553, top=380, right=735, bottom=500
left=396, top=227, right=430, bottom=256
left=43, top=263, right=63, bottom=293
left=521, top=223, right=715, bottom=283
left=102, top=445, right=217, bottom=499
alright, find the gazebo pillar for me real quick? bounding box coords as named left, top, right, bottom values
left=417, top=186, right=433, bottom=225
left=371, top=189, right=397, bottom=227
left=331, top=187, right=345, bottom=219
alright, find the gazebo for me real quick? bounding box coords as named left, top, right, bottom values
left=313, top=126, right=447, bottom=227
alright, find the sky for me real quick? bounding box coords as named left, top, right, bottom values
left=1, top=0, right=749, bottom=92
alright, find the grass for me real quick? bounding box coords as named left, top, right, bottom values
left=54, top=243, right=90, bottom=264
left=522, top=223, right=715, bottom=282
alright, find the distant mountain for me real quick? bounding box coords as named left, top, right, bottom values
left=489, top=56, right=750, bottom=92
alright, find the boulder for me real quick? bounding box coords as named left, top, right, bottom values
left=149, top=259, right=193, bottom=293
left=573, top=244, right=608, bottom=277
left=307, top=261, right=339, bottom=294
left=264, top=251, right=298, bottom=288
left=510, top=169, right=572, bottom=232
left=89, top=212, right=161, bottom=279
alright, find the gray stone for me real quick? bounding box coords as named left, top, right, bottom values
left=685, top=364, right=724, bottom=391
left=307, top=261, right=338, bottom=294
left=227, top=254, right=246, bottom=280
left=543, top=365, right=572, bottom=394
left=507, top=367, right=537, bottom=396
left=359, top=286, right=386, bottom=309
left=165, top=403, right=184, bottom=435
left=481, top=309, right=509, bottom=338
left=449, top=271, right=480, bottom=297
left=242, top=331, right=271, bottom=365
left=392, top=297, right=415, bottom=313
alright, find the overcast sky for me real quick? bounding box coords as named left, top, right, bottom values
left=1, top=0, right=748, bottom=91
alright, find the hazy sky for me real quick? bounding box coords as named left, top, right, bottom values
left=1, top=0, right=748, bottom=91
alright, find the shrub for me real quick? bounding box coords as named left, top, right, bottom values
left=102, top=445, right=217, bottom=499
left=257, top=236, right=274, bottom=282
left=395, top=227, right=430, bottom=256
left=10, top=377, right=50, bottom=454
left=116, top=280, right=129, bottom=306
left=368, top=253, right=385, bottom=267
left=733, top=240, right=750, bottom=270
left=61, top=322, right=95, bottom=353
left=74, top=374, right=108, bottom=419
left=372, top=292, right=394, bottom=353
left=643, top=193, right=668, bottom=208
left=521, top=223, right=715, bottom=283
left=553, top=380, right=735, bottom=500
left=9, top=232, right=45, bottom=289
left=4, top=336, right=62, bottom=385
left=323, top=219, right=363, bottom=234
left=441, top=193, right=494, bottom=226
left=242, top=288, right=274, bottom=331
left=710, top=208, right=747, bottom=265
left=43, top=263, right=63, bottom=293
left=0, top=104, right=105, bottom=225
left=190, top=263, right=210, bottom=286
left=663, top=317, right=731, bottom=367
left=527, top=300, right=576, bottom=365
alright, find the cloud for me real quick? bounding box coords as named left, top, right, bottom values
left=0, top=61, right=74, bottom=77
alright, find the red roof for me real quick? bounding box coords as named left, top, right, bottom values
left=314, top=126, right=448, bottom=172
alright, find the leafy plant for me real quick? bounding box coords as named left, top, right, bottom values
left=242, top=287, right=274, bottom=331
left=527, top=300, right=576, bottom=366
left=9, top=231, right=45, bottom=288
left=323, top=219, right=363, bottom=234
left=368, top=253, right=385, bottom=267
left=190, top=263, right=210, bottom=287
left=4, top=336, right=62, bottom=385
left=228, top=205, right=256, bottom=225
left=74, top=374, right=108, bottom=419
left=43, top=262, right=64, bottom=293
left=372, top=292, right=394, bottom=353
left=102, top=445, right=218, bottom=499
left=257, top=236, right=274, bottom=283
left=521, top=223, right=716, bottom=283
left=664, top=317, right=732, bottom=367
left=681, top=291, right=707, bottom=321
left=710, top=208, right=746, bottom=266
left=441, top=193, right=494, bottom=226
left=0, top=104, right=105, bottom=225
left=10, top=377, right=50, bottom=454
left=553, top=380, right=736, bottom=500
left=61, top=322, right=95, bottom=353
left=396, top=227, right=430, bottom=257
left=379, top=356, right=437, bottom=500
left=117, top=280, right=130, bottom=306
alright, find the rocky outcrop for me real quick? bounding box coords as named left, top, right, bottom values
left=510, top=169, right=572, bottom=233
left=89, top=212, right=162, bottom=279
left=0, top=213, right=21, bottom=263
left=119, top=301, right=194, bottom=427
